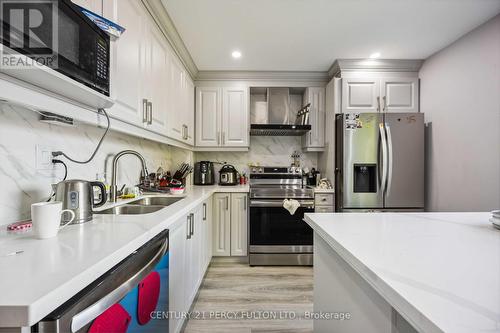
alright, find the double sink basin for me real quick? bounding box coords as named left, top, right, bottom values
left=97, top=196, right=185, bottom=215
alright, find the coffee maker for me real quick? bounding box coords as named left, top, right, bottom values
left=194, top=161, right=215, bottom=185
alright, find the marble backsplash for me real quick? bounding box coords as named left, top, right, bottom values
left=195, top=136, right=318, bottom=176
left=0, top=103, right=193, bottom=224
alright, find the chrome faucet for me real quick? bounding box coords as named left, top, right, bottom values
left=110, top=150, right=149, bottom=202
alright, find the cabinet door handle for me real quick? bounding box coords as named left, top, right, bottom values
left=147, top=102, right=153, bottom=125
left=377, top=96, right=381, bottom=112
left=243, top=197, right=246, bottom=210
left=150, top=102, right=153, bottom=125
left=222, top=131, right=225, bottom=145
left=142, top=99, right=148, bottom=123
left=217, top=131, right=220, bottom=145
left=383, top=96, right=387, bottom=112
left=226, top=196, right=229, bottom=210
left=190, top=213, right=194, bottom=236
left=203, top=203, right=207, bottom=221
left=186, top=215, right=191, bottom=240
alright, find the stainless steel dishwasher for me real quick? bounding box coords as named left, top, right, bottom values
left=34, top=230, right=169, bottom=333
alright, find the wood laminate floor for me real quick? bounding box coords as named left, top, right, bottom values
left=183, top=258, right=313, bottom=333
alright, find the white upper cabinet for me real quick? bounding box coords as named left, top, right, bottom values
left=341, top=76, right=419, bottom=114
left=302, top=87, right=326, bottom=150
left=196, top=87, right=221, bottom=147
left=183, top=75, right=195, bottom=145
left=341, top=78, right=381, bottom=113
left=222, top=87, right=249, bottom=147
left=380, top=77, right=419, bottom=113
left=143, top=21, right=169, bottom=133
left=167, top=55, right=185, bottom=141
left=103, top=0, right=195, bottom=145
left=71, top=0, right=102, bottom=14
left=106, top=0, right=146, bottom=125
left=166, top=55, right=195, bottom=144
left=195, top=86, right=249, bottom=149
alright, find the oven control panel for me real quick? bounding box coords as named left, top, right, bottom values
left=250, top=166, right=303, bottom=174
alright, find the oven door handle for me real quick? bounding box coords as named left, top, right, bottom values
left=250, top=200, right=315, bottom=208
left=70, top=238, right=168, bottom=332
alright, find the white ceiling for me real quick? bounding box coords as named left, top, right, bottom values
left=161, top=0, right=500, bottom=72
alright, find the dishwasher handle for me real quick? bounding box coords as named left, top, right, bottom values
left=70, top=237, right=168, bottom=332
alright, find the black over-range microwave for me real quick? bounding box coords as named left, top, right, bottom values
left=0, top=0, right=110, bottom=96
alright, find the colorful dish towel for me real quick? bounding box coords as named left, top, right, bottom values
left=283, top=199, right=300, bottom=215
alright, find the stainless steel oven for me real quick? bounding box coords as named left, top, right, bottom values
left=249, top=166, right=314, bottom=266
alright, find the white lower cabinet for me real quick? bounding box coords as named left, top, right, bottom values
left=201, top=196, right=213, bottom=270
left=169, top=197, right=212, bottom=333
left=230, top=193, right=248, bottom=256
left=213, top=193, right=248, bottom=257
left=212, top=193, right=231, bottom=256
left=168, top=215, right=188, bottom=333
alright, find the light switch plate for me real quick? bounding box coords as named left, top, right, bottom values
left=36, top=145, right=53, bottom=171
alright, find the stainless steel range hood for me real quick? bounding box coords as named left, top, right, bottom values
left=250, top=87, right=311, bottom=136
left=250, top=124, right=311, bottom=136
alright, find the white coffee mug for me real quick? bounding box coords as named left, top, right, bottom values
left=31, top=201, right=75, bottom=239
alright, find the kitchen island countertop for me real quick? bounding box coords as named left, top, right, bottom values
left=304, top=212, right=500, bottom=333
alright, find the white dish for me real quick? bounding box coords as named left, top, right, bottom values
left=491, top=209, right=500, bottom=217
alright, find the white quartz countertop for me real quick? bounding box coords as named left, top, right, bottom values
left=304, top=212, right=500, bottom=333
left=0, top=185, right=248, bottom=327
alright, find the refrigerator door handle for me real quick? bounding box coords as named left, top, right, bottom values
left=379, top=123, right=388, bottom=194
left=385, top=123, right=394, bottom=197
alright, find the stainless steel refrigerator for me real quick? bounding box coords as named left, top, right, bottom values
left=335, top=113, right=424, bottom=212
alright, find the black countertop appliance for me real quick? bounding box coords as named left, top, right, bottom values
left=194, top=161, right=215, bottom=185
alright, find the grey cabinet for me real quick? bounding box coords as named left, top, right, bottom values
left=302, top=87, right=326, bottom=151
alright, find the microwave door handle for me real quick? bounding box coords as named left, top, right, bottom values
left=379, top=123, right=388, bottom=195
left=385, top=123, right=393, bottom=198
left=70, top=238, right=168, bottom=333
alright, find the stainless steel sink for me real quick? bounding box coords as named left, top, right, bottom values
left=97, top=205, right=165, bottom=215
left=128, top=196, right=185, bottom=206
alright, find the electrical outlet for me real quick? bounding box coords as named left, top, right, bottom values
left=36, top=145, right=53, bottom=171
